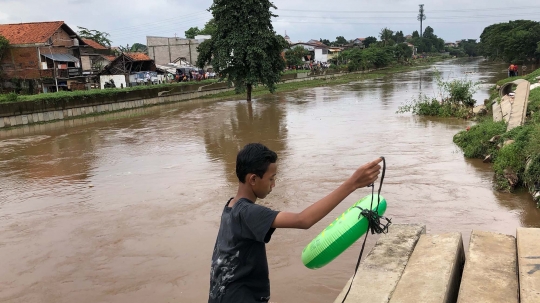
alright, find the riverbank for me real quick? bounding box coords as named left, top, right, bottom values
left=0, top=56, right=447, bottom=130
left=453, top=68, right=540, bottom=206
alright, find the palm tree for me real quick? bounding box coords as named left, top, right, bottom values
left=379, top=28, right=394, bottom=47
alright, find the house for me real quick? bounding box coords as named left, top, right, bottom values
left=445, top=42, right=457, bottom=48
left=0, top=21, right=100, bottom=93
left=79, top=39, right=113, bottom=76
left=352, top=38, right=365, bottom=47
left=99, top=52, right=156, bottom=88
left=289, top=41, right=330, bottom=63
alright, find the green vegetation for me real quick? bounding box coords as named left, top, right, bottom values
left=184, top=19, right=217, bottom=39
left=478, top=20, right=540, bottom=63
left=77, top=27, right=112, bottom=48
left=453, top=71, right=540, bottom=197
left=0, top=80, right=217, bottom=104
left=396, top=72, right=480, bottom=118
left=284, top=46, right=310, bottom=67
left=196, top=0, right=288, bottom=102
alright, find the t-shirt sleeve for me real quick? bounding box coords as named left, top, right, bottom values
left=239, top=202, right=280, bottom=243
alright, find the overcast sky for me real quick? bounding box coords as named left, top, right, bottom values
left=1, top=0, right=539, bottom=47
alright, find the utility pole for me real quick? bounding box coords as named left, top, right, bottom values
left=418, top=4, right=426, bottom=37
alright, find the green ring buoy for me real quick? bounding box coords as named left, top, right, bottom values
left=301, top=194, right=387, bottom=269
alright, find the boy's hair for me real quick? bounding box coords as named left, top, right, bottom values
left=236, top=143, right=278, bottom=183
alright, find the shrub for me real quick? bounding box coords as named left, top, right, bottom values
left=453, top=119, right=507, bottom=158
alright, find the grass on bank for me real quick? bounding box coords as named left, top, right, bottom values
left=0, top=79, right=218, bottom=104
left=453, top=85, right=540, bottom=194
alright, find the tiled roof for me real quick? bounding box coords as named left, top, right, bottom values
left=83, top=39, right=108, bottom=50
left=102, top=55, right=117, bottom=62
left=0, top=21, right=64, bottom=45
left=125, top=52, right=151, bottom=61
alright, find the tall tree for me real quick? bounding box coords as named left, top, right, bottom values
left=363, top=36, right=377, bottom=48
left=412, top=30, right=420, bottom=38
left=185, top=27, right=200, bottom=39
left=334, top=36, right=348, bottom=45
left=320, top=38, right=331, bottom=46
left=394, top=31, right=405, bottom=43
left=185, top=19, right=218, bottom=39
left=379, top=28, right=394, bottom=46
left=196, top=0, right=288, bottom=102
left=285, top=46, right=309, bottom=66
left=479, top=20, right=540, bottom=63
left=77, top=27, right=112, bottom=48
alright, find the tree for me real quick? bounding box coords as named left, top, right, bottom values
left=379, top=28, right=394, bottom=46
left=460, top=39, right=479, bottom=57
left=394, top=31, right=405, bottom=43
left=423, top=26, right=435, bottom=40
left=479, top=20, right=540, bottom=63
left=185, top=27, right=200, bottom=39
left=334, top=36, right=348, bottom=45
left=77, top=27, right=112, bottom=48
left=364, top=36, right=377, bottom=48
left=412, top=31, right=420, bottom=38
left=0, top=34, right=8, bottom=62
left=395, top=43, right=413, bottom=61
left=115, top=43, right=147, bottom=55
left=196, top=0, right=288, bottom=102
left=186, top=19, right=217, bottom=39
left=285, top=46, right=309, bottom=66
left=320, top=38, right=331, bottom=46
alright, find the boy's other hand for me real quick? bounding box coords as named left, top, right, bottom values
left=347, top=157, right=383, bottom=190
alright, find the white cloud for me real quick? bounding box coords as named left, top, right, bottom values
left=0, top=0, right=539, bottom=46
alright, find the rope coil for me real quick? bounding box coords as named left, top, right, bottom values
left=341, top=156, right=391, bottom=303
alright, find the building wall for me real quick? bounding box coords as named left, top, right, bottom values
left=80, top=55, right=92, bottom=71
left=314, top=49, right=328, bottom=63
left=1, top=47, right=41, bottom=79
left=147, top=36, right=205, bottom=66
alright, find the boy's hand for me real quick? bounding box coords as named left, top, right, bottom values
left=347, top=157, right=383, bottom=190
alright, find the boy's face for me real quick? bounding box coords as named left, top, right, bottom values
left=250, top=163, right=277, bottom=199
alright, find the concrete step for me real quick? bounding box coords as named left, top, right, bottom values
left=517, top=228, right=540, bottom=303
left=388, top=233, right=465, bottom=303
left=456, top=230, right=518, bottom=303
left=507, top=81, right=530, bottom=131
left=334, top=224, right=426, bottom=303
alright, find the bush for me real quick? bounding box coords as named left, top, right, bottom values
left=436, top=73, right=479, bottom=107
left=453, top=119, right=507, bottom=158
left=397, top=93, right=470, bottom=117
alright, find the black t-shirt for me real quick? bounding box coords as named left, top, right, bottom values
left=208, top=198, right=280, bottom=303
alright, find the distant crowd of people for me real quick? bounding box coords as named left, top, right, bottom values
left=174, top=69, right=216, bottom=83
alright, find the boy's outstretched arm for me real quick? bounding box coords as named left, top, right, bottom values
left=271, top=157, right=383, bottom=229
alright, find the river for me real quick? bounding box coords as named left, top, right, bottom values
left=0, top=58, right=539, bottom=303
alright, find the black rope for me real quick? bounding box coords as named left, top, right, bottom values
left=341, top=157, right=391, bottom=303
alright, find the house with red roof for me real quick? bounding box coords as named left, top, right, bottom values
left=0, top=21, right=106, bottom=93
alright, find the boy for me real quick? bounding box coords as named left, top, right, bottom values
left=208, top=143, right=382, bottom=303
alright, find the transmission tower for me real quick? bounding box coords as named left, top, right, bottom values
left=418, top=4, right=426, bottom=37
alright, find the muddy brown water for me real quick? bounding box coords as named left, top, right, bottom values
left=1, top=58, right=539, bottom=303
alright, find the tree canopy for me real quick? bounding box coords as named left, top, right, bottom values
left=285, top=46, right=309, bottom=67
left=0, top=34, right=9, bottom=62
left=185, top=19, right=218, bottom=39
left=478, top=20, right=540, bottom=63
left=77, top=27, right=112, bottom=48
left=363, top=36, right=377, bottom=48
left=196, top=0, right=288, bottom=101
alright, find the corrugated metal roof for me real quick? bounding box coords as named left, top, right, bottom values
left=41, top=53, right=79, bottom=62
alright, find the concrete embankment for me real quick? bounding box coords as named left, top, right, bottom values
left=336, top=225, right=539, bottom=303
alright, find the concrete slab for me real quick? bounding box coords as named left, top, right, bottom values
left=517, top=228, right=540, bottom=303
left=457, top=230, right=518, bottom=303
left=21, top=115, right=28, bottom=125
left=334, top=224, right=426, bottom=303
left=508, top=81, right=530, bottom=131
left=0, top=117, right=4, bottom=128
left=493, top=102, right=503, bottom=122
left=389, top=233, right=465, bottom=303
